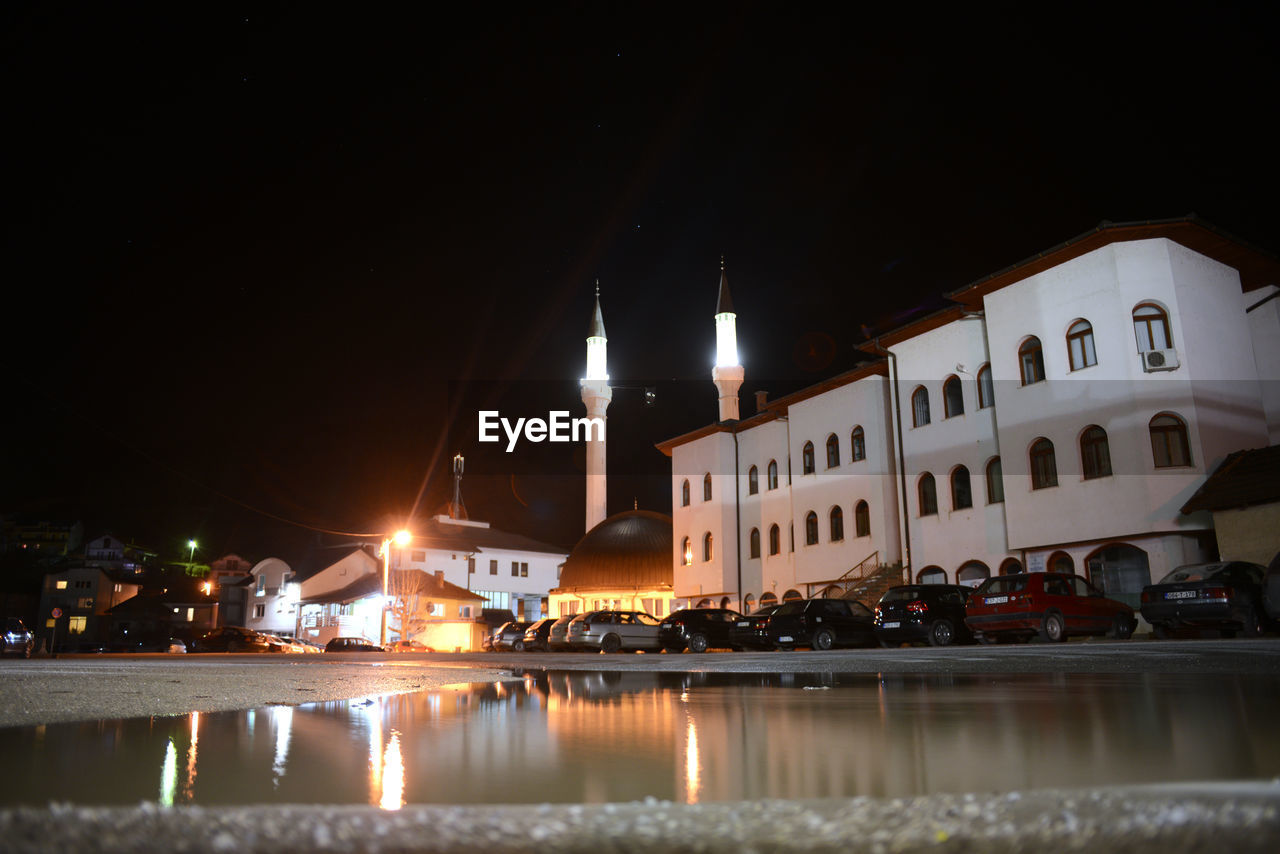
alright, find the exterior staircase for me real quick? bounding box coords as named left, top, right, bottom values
left=839, top=562, right=908, bottom=607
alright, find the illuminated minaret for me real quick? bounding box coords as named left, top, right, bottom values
left=711, top=258, right=744, bottom=422
left=581, top=282, right=612, bottom=533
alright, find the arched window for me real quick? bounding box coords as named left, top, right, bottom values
left=911, top=386, right=931, bottom=427
left=782, top=589, right=803, bottom=602
left=681, top=479, right=690, bottom=507
left=721, top=596, right=731, bottom=609
left=1030, top=438, right=1058, bottom=489
left=743, top=594, right=755, bottom=614
left=769, top=524, right=780, bottom=556
left=943, top=375, right=964, bottom=418
left=918, top=566, right=946, bottom=584
left=999, top=558, right=1023, bottom=575
left=702, top=532, right=713, bottom=562
left=805, top=511, right=819, bottom=545
left=825, top=434, right=840, bottom=468
left=802, top=442, right=815, bottom=474
left=1067, top=319, right=1097, bottom=370
left=1150, top=413, right=1191, bottom=467
left=1048, top=551, right=1074, bottom=574
left=951, top=466, right=972, bottom=510
left=829, top=506, right=844, bottom=542
left=789, top=523, right=794, bottom=552
left=977, top=364, right=994, bottom=409
left=854, top=500, right=870, bottom=537
left=749, top=528, right=761, bottom=559
left=681, top=537, right=692, bottom=566
left=1019, top=336, right=1045, bottom=385
left=748, top=465, right=759, bottom=495
left=703, top=473, right=712, bottom=501
left=1080, top=425, right=1112, bottom=480
left=767, top=460, right=778, bottom=490
left=1133, top=303, right=1172, bottom=352
left=918, top=473, right=937, bottom=516
left=759, top=592, right=778, bottom=609
left=985, top=457, right=1004, bottom=503
left=851, top=426, right=865, bottom=461
left=957, top=561, right=990, bottom=587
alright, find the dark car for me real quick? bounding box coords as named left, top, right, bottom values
left=3, top=618, right=34, bottom=658
left=493, top=620, right=534, bottom=651
left=964, top=572, right=1136, bottom=643
left=1265, top=552, right=1280, bottom=623
left=521, top=617, right=557, bottom=652
left=547, top=614, right=576, bottom=651
left=727, top=604, right=785, bottom=650
left=195, top=626, right=285, bottom=653
left=657, top=608, right=744, bottom=653
left=875, top=585, right=975, bottom=647
left=765, top=598, right=876, bottom=650
left=324, top=636, right=385, bottom=652
left=1141, top=561, right=1271, bottom=638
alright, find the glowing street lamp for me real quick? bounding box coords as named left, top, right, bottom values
left=380, top=530, right=412, bottom=647
left=187, top=539, right=197, bottom=564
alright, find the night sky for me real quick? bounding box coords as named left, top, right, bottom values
left=3, top=3, right=1277, bottom=563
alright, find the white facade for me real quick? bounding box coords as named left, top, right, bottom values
left=243, top=557, right=299, bottom=636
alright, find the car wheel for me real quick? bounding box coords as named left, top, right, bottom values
left=1241, top=606, right=1262, bottom=638
left=1040, top=611, right=1066, bottom=643
left=601, top=634, right=622, bottom=654
left=687, top=633, right=709, bottom=653
left=1109, top=615, right=1134, bottom=640
left=513, top=640, right=525, bottom=652
left=811, top=628, right=835, bottom=651
left=927, top=619, right=955, bottom=647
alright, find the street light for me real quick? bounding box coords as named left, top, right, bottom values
left=380, top=530, right=412, bottom=647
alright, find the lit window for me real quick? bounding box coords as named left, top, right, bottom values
left=943, top=376, right=964, bottom=418
left=851, top=426, right=865, bottom=461
left=681, top=537, right=692, bottom=566
left=1067, top=319, right=1097, bottom=370
left=805, top=512, right=819, bottom=545
left=1133, top=303, right=1171, bottom=352
left=1030, top=438, right=1058, bottom=489
left=802, top=442, right=815, bottom=474
left=1019, top=337, right=1045, bottom=385
left=825, top=434, right=840, bottom=468
left=68, top=616, right=86, bottom=634
left=55, top=580, right=67, bottom=590
left=1080, top=425, right=1112, bottom=479
left=911, top=387, right=930, bottom=427
left=918, top=473, right=937, bottom=516
left=951, top=466, right=972, bottom=510
left=1150, top=413, right=1191, bottom=467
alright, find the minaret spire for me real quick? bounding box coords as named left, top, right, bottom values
left=712, top=257, right=744, bottom=421
left=581, top=282, right=613, bottom=532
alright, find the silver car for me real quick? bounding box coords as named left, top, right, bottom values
left=547, top=614, right=576, bottom=651
left=571, top=610, right=663, bottom=653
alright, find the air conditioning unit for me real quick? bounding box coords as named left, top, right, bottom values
left=1141, top=348, right=1179, bottom=372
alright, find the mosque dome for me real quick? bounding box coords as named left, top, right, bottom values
left=556, top=509, right=673, bottom=591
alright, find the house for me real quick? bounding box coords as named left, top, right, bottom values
left=106, top=585, right=219, bottom=650
left=296, top=546, right=382, bottom=645
left=242, top=557, right=298, bottom=636
left=37, top=566, right=141, bottom=651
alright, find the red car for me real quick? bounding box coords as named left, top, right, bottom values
left=964, top=572, right=1136, bottom=643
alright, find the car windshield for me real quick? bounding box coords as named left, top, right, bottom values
left=773, top=601, right=806, bottom=616
left=1160, top=564, right=1225, bottom=584
left=881, top=588, right=922, bottom=602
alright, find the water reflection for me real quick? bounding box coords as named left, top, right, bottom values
left=0, top=671, right=1276, bottom=807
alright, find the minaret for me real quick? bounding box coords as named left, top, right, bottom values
left=581, top=282, right=612, bottom=533
left=711, top=258, right=744, bottom=421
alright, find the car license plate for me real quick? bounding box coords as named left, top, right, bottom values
left=778, top=635, right=793, bottom=643
left=984, top=596, right=1008, bottom=605
left=660, top=622, right=670, bottom=629
left=1164, top=590, right=1196, bottom=600
left=736, top=621, right=749, bottom=627
left=882, top=621, right=900, bottom=629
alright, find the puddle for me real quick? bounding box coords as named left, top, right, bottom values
left=1, top=671, right=1277, bottom=807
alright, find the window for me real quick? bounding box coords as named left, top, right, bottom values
left=825, top=434, right=840, bottom=468
left=829, top=506, right=844, bottom=542
left=489, top=559, right=498, bottom=576
left=769, top=524, right=780, bottom=556
left=1080, top=425, right=1112, bottom=479
left=760, top=591, right=778, bottom=609
left=943, top=376, right=964, bottom=418
left=749, top=528, right=761, bottom=559
left=1030, top=438, right=1058, bottom=489
left=512, top=561, right=519, bottom=577
left=1019, top=336, right=1045, bottom=385
left=520, top=562, right=529, bottom=577
left=802, top=442, right=815, bottom=474
left=917, top=567, right=946, bottom=585
left=256, top=575, right=266, bottom=594
left=918, top=473, right=937, bottom=516
left=410, top=550, right=426, bottom=562
left=703, top=473, right=712, bottom=501
left=855, top=501, right=870, bottom=537
left=743, top=594, right=755, bottom=614
left=789, top=523, right=794, bottom=552
left=254, top=604, right=265, bottom=619
left=957, top=561, right=991, bottom=588
left=851, top=426, right=865, bottom=461
left=1000, top=558, right=1024, bottom=575
left=805, top=511, right=819, bottom=545
left=1067, top=319, right=1097, bottom=370
left=911, top=386, right=930, bottom=427
left=977, top=364, right=994, bottom=409
left=55, top=580, right=67, bottom=590
left=681, top=479, right=690, bottom=507
left=1133, top=303, right=1171, bottom=352
left=986, top=457, right=1004, bottom=503
left=681, top=537, right=692, bottom=566
left=767, top=460, right=778, bottom=489
left=702, top=532, right=713, bottom=562
left=748, top=466, right=759, bottom=495
left=951, top=466, right=972, bottom=510
left=1049, top=551, right=1074, bottom=574
left=1150, top=413, right=1191, bottom=467
left=68, top=616, right=86, bottom=634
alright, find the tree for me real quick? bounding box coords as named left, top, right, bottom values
left=385, top=570, right=438, bottom=641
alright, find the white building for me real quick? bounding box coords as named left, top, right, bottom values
left=243, top=557, right=299, bottom=637
left=662, top=217, right=1280, bottom=614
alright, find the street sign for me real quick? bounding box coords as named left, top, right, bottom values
left=50, top=608, right=63, bottom=618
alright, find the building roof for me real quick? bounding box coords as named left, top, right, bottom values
left=554, top=509, right=673, bottom=592
left=588, top=284, right=606, bottom=339
left=300, top=569, right=487, bottom=606
left=413, top=516, right=568, bottom=556
left=1180, top=445, right=1280, bottom=514
left=715, top=259, right=734, bottom=315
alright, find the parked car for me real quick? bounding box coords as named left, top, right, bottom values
left=547, top=614, right=576, bottom=651
left=195, top=626, right=287, bottom=653
left=964, top=572, right=1136, bottom=643
left=493, top=621, right=534, bottom=651
left=727, top=604, right=786, bottom=650
left=875, top=585, right=975, bottom=647
left=3, top=618, right=34, bottom=658
left=564, top=610, right=610, bottom=650
left=658, top=608, right=744, bottom=653
left=764, top=598, right=877, bottom=650
left=387, top=639, right=434, bottom=653
left=324, top=637, right=385, bottom=652
left=521, top=617, right=557, bottom=651
left=1265, top=553, right=1280, bottom=623
left=572, top=610, right=663, bottom=653
left=262, top=634, right=315, bottom=653
left=1141, top=561, right=1271, bottom=638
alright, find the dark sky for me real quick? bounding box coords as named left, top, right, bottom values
left=3, top=3, right=1277, bottom=562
